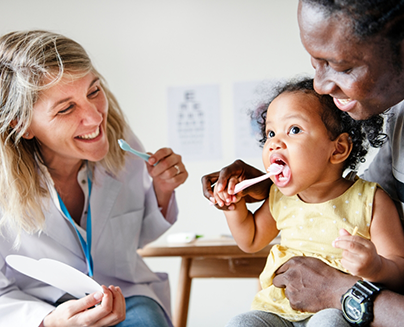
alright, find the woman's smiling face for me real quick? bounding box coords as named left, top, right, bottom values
left=298, top=1, right=404, bottom=120
left=27, top=72, right=109, bottom=168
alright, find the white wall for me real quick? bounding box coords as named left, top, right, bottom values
left=0, top=1, right=346, bottom=326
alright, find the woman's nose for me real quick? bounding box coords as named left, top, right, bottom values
left=81, top=102, right=103, bottom=126
left=311, top=57, right=338, bottom=95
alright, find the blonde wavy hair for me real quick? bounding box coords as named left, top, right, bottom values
left=0, top=30, right=128, bottom=237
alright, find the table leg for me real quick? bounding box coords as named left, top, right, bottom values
left=173, top=257, right=192, bottom=327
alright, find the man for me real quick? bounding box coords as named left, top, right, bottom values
left=202, top=1, right=404, bottom=326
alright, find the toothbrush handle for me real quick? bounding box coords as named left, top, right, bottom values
left=128, top=149, right=151, bottom=162
left=234, top=173, right=272, bottom=194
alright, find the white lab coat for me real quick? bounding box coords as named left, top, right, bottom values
left=0, top=132, right=178, bottom=327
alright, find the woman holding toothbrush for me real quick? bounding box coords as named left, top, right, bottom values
left=0, top=30, right=187, bottom=327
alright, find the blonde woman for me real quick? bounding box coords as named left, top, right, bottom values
left=0, top=30, right=188, bottom=327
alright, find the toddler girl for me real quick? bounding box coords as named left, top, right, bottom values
left=212, top=78, right=404, bottom=326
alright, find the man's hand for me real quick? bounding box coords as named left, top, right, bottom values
left=272, top=256, right=358, bottom=312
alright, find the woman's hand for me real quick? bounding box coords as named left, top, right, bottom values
left=43, top=285, right=125, bottom=327
left=272, top=256, right=358, bottom=313
left=201, top=159, right=271, bottom=209
left=146, top=148, right=188, bottom=215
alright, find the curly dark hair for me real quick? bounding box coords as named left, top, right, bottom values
left=253, top=77, right=387, bottom=171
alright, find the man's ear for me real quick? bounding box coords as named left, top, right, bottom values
left=330, top=133, right=352, bottom=165
left=10, top=120, right=34, bottom=140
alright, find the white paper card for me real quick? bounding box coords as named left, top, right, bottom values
left=6, top=255, right=102, bottom=299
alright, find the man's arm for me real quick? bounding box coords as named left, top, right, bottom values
left=272, top=256, right=404, bottom=327
left=372, top=290, right=404, bottom=327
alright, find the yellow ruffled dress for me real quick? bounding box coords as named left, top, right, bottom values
left=251, top=177, right=377, bottom=321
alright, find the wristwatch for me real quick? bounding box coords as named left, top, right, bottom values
left=341, top=280, right=382, bottom=326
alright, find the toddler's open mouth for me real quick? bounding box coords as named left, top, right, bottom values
left=270, top=159, right=291, bottom=186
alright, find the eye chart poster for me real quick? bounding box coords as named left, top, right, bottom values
left=167, top=85, right=222, bottom=162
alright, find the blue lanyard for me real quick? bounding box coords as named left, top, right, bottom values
left=57, top=175, right=94, bottom=277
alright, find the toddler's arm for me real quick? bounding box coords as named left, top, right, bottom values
left=221, top=195, right=279, bottom=253
left=333, top=188, right=404, bottom=292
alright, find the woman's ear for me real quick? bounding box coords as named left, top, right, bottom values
left=10, top=120, right=34, bottom=140
left=330, top=133, right=352, bottom=165
left=21, top=130, right=34, bottom=140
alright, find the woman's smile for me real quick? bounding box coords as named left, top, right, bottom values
left=76, top=126, right=101, bottom=140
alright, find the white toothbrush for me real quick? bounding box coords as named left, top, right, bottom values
left=233, top=163, right=283, bottom=194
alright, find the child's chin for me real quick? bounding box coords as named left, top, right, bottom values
left=277, top=188, right=295, bottom=197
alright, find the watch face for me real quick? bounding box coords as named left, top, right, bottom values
left=345, top=297, right=362, bottom=321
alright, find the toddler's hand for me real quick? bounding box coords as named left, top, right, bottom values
left=210, top=182, right=239, bottom=210
left=201, top=160, right=271, bottom=208
left=332, top=228, right=381, bottom=279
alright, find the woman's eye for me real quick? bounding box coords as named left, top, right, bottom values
left=289, top=126, right=301, bottom=135
left=267, top=130, right=275, bottom=138
left=88, top=87, right=100, bottom=97
left=58, top=104, right=74, bottom=114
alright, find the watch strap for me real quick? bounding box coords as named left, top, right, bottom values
left=354, top=280, right=382, bottom=301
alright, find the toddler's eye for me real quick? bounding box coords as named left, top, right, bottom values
left=289, top=126, right=301, bottom=135
left=267, top=130, right=275, bottom=138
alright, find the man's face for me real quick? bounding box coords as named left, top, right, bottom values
left=298, top=1, right=404, bottom=120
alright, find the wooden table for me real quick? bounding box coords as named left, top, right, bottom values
left=138, top=236, right=279, bottom=327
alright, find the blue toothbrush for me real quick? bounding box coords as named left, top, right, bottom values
left=118, top=139, right=151, bottom=162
